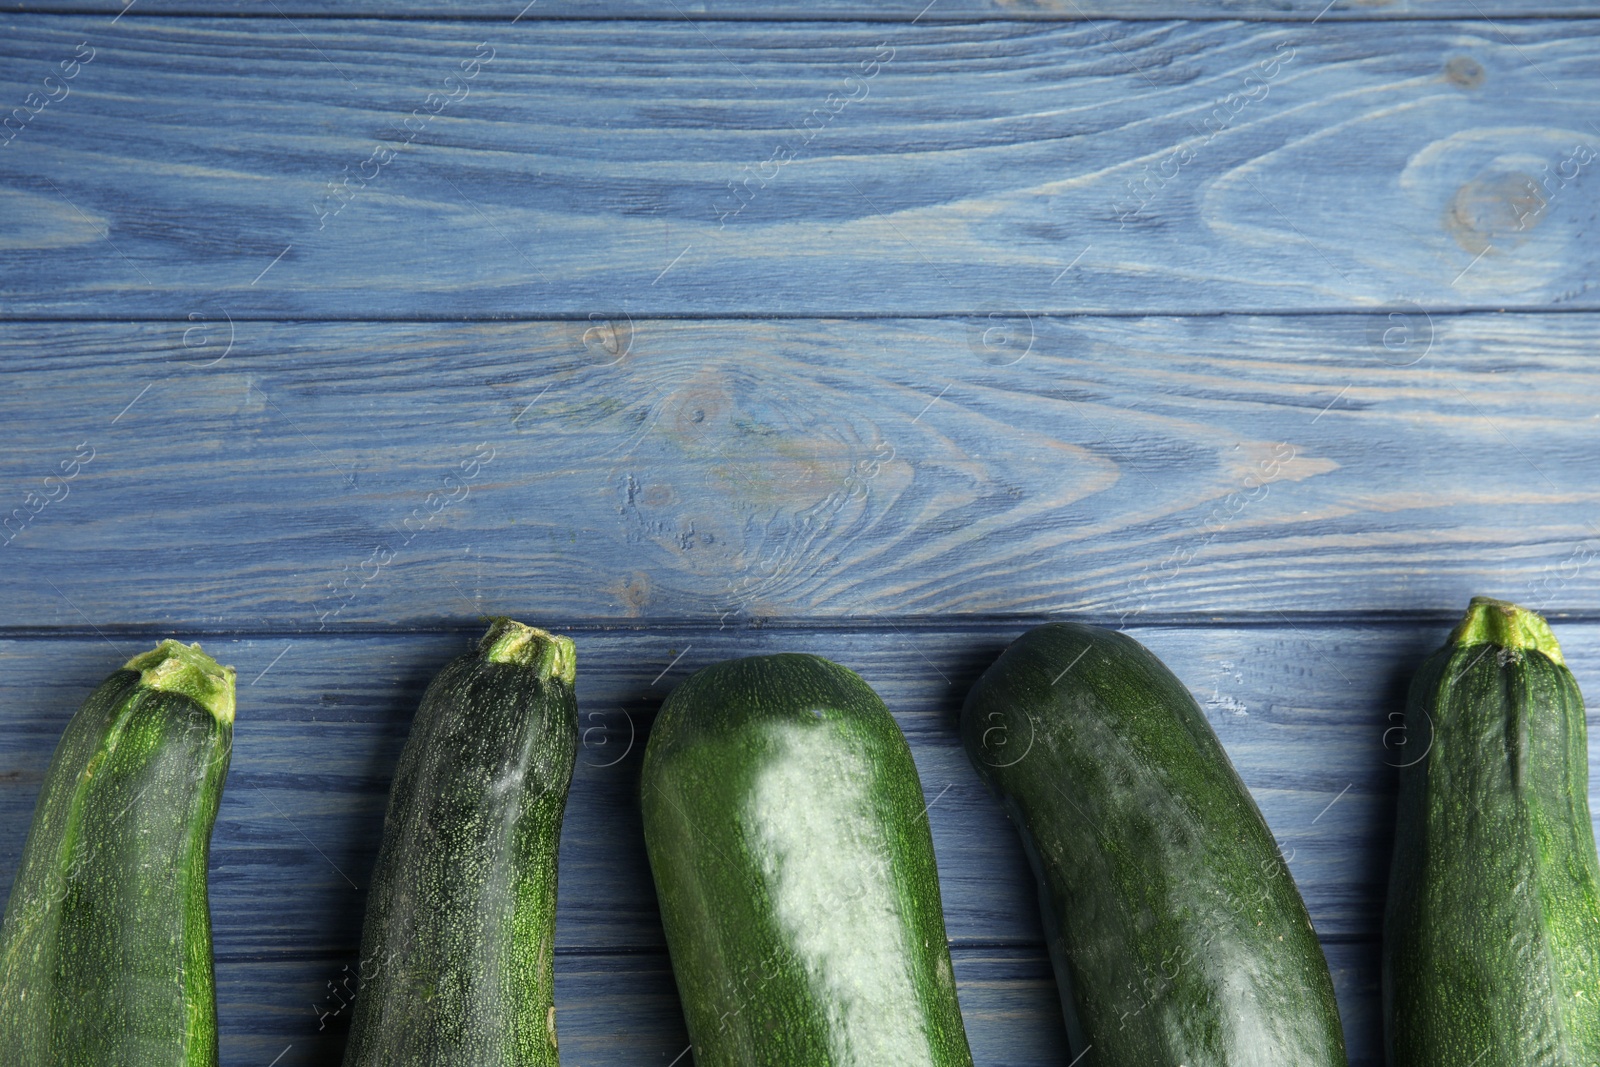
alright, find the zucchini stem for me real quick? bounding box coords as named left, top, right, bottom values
left=1445, top=596, right=1565, bottom=666
left=122, top=639, right=237, bottom=725
left=479, top=617, right=577, bottom=686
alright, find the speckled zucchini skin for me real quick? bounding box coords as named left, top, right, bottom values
left=1384, top=598, right=1600, bottom=1067
left=640, top=653, right=973, bottom=1067
left=342, top=620, right=578, bottom=1067
left=961, top=623, right=1347, bottom=1067
left=0, top=641, right=234, bottom=1067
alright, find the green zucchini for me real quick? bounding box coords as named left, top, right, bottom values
left=0, top=639, right=235, bottom=1066
left=342, top=618, right=578, bottom=1067
left=1384, top=597, right=1600, bottom=1066
left=640, top=653, right=973, bottom=1067
left=961, top=622, right=1347, bottom=1066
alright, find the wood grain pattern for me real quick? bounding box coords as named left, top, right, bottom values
left=1, top=18, right=1596, bottom=315
left=8, top=1, right=1598, bottom=19
left=1, top=315, right=1596, bottom=626
left=2, top=620, right=1557, bottom=1065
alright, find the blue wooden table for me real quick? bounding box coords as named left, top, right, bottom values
left=2, top=2, right=1597, bottom=1063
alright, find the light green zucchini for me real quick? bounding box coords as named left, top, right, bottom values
left=0, top=639, right=235, bottom=1067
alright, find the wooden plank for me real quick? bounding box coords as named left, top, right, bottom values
left=2, top=622, right=1596, bottom=959
left=218, top=943, right=1381, bottom=1067
left=7, top=0, right=1595, bottom=18
left=1, top=18, right=1596, bottom=315
left=1, top=315, right=1598, bottom=625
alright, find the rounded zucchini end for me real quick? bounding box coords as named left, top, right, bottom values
left=479, top=617, right=576, bottom=686
left=122, top=639, right=237, bottom=725
left=1446, top=596, right=1565, bottom=666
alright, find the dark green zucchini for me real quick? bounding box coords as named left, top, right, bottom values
left=1384, top=597, right=1600, bottom=1067
left=0, top=639, right=235, bottom=1067
left=961, top=622, right=1347, bottom=1066
left=342, top=618, right=578, bottom=1067
left=641, top=653, right=973, bottom=1067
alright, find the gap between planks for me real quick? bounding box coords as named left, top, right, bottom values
left=3, top=307, right=1600, bottom=324
left=8, top=611, right=1600, bottom=641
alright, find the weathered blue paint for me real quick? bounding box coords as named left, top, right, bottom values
left=0, top=19, right=1595, bottom=315
left=7, top=0, right=1597, bottom=18
left=0, top=316, right=1596, bottom=626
